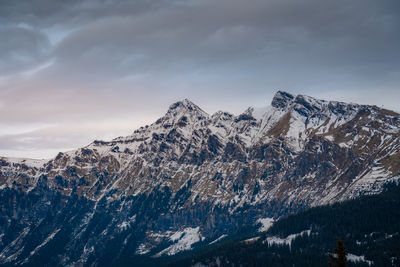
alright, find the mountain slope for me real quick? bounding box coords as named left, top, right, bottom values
left=168, top=183, right=400, bottom=267
left=0, top=91, right=399, bottom=266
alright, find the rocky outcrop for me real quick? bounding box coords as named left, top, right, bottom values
left=0, top=91, right=399, bottom=266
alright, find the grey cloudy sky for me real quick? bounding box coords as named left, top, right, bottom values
left=1, top=0, right=400, bottom=159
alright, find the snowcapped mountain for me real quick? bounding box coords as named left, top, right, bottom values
left=0, top=91, right=399, bottom=266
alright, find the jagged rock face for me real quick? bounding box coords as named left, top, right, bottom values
left=0, top=91, right=399, bottom=266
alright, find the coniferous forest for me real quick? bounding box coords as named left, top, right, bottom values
left=111, top=183, right=400, bottom=267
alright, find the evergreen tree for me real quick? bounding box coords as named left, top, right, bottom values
left=328, top=239, right=347, bottom=267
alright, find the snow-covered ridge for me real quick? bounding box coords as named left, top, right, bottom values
left=0, top=157, right=47, bottom=169
left=86, top=90, right=367, bottom=154
left=0, top=91, right=399, bottom=266
left=1, top=91, right=399, bottom=202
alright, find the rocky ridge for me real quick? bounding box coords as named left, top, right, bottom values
left=0, top=91, right=399, bottom=266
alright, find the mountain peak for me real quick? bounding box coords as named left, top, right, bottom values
left=163, top=99, right=209, bottom=125
left=1, top=90, right=399, bottom=266
left=168, top=99, right=205, bottom=113
left=271, top=91, right=295, bottom=109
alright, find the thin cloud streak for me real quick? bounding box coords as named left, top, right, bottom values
left=0, top=0, right=399, bottom=158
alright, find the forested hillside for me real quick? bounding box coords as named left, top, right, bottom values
left=157, top=183, right=400, bottom=267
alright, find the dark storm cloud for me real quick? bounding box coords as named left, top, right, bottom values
left=41, top=0, right=400, bottom=96
left=56, top=1, right=400, bottom=68
left=2, top=0, right=400, bottom=78
left=0, top=0, right=399, bottom=158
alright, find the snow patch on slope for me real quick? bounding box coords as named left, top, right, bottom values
left=2, top=157, right=48, bottom=168
left=209, top=234, right=227, bottom=245
left=136, top=243, right=152, bottom=255
left=266, top=230, right=311, bottom=248
left=30, top=229, right=60, bottom=256
left=157, top=227, right=203, bottom=256
left=21, top=229, right=60, bottom=264
left=257, top=217, right=274, bottom=232
left=347, top=253, right=373, bottom=265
